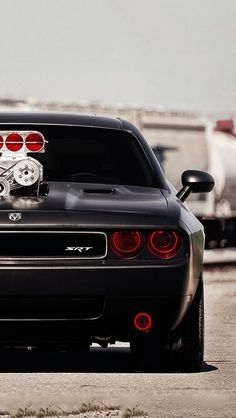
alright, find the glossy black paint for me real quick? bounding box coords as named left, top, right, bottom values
left=177, top=171, right=215, bottom=202
left=182, top=170, right=215, bottom=193
left=0, top=112, right=206, bottom=346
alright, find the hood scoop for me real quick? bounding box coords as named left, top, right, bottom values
left=83, top=188, right=115, bottom=195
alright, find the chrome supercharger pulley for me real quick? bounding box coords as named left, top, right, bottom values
left=13, top=159, right=41, bottom=186
left=0, top=131, right=46, bottom=196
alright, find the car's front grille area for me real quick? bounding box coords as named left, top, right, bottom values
left=0, top=231, right=107, bottom=259
left=0, top=297, right=104, bottom=320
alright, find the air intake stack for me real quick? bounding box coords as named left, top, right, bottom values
left=0, top=131, right=46, bottom=196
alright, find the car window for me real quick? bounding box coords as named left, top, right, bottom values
left=2, top=125, right=160, bottom=187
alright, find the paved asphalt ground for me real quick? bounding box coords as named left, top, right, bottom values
left=0, top=257, right=235, bottom=417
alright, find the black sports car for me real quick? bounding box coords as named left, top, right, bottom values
left=0, top=112, right=214, bottom=371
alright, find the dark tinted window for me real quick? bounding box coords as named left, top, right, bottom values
left=0, top=125, right=160, bottom=187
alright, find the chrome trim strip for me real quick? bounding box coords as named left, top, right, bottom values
left=0, top=264, right=184, bottom=270
left=0, top=231, right=108, bottom=260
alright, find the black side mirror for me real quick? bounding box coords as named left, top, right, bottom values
left=177, top=170, right=215, bottom=202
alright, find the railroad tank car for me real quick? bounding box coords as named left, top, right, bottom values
left=212, top=120, right=236, bottom=245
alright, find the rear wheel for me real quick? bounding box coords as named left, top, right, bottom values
left=178, top=276, right=204, bottom=372
left=130, top=277, right=204, bottom=372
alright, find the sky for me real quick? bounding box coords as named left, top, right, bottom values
left=0, top=0, right=236, bottom=112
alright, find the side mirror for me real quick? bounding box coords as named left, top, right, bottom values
left=177, top=170, right=215, bottom=202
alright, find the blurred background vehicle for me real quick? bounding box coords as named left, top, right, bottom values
left=138, top=112, right=226, bottom=248
left=212, top=119, right=236, bottom=246
left=135, top=114, right=236, bottom=248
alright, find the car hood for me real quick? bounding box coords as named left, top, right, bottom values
left=0, top=183, right=180, bottom=228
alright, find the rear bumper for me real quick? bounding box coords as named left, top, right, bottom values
left=0, top=258, right=195, bottom=343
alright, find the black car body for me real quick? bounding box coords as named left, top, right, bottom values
left=0, top=112, right=214, bottom=370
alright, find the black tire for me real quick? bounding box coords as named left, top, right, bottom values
left=130, top=278, right=204, bottom=372
left=179, top=276, right=204, bottom=372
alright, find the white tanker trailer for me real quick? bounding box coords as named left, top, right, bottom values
left=212, top=120, right=236, bottom=245
left=138, top=113, right=228, bottom=247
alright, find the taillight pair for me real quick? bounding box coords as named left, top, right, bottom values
left=110, top=230, right=182, bottom=259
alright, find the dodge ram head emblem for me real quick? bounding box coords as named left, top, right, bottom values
left=8, top=212, right=22, bottom=221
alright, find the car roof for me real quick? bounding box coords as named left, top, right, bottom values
left=0, top=111, right=123, bottom=130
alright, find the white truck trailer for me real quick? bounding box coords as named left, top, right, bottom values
left=212, top=120, right=236, bottom=245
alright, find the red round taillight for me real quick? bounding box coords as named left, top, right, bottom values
left=147, top=230, right=181, bottom=259
left=5, top=133, right=24, bottom=152
left=25, top=133, right=44, bottom=152
left=0, top=136, right=3, bottom=150
left=110, top=231, right=144, bottom=258
left=134, top=312, right=153, bottom=332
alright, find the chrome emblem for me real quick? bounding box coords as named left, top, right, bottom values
left=65, top=246, right=93, bottom=252
left=8, top=212, right=22, bottom=221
